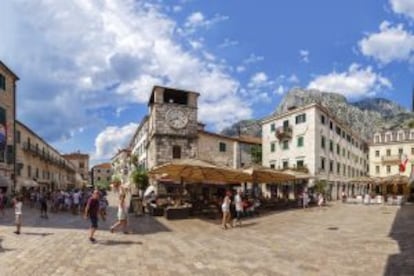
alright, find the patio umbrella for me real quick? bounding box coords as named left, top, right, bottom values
left=148, top=158, right=252, bottom=184
left=242, top=165, right=295, bottom=183
left=279, top=169, right=314, bottom=180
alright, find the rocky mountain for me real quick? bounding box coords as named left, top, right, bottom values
left=221, top=88, right=414, bottom=141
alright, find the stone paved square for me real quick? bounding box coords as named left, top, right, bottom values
left=0, top=195, right=413, bottom=276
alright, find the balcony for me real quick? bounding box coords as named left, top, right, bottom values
left=276, top=126, right=293, bottom=140
left=381, top=155, right=400, bottom=165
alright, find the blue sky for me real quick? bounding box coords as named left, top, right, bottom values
left=1, top=0, right=414, bottom=166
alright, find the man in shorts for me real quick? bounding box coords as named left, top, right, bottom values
left=84, top=190, right=100, bottom=243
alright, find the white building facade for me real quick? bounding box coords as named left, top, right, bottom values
left=262, top=103, right=369, bottom=200
left=370, top=129, right=414, bottom=178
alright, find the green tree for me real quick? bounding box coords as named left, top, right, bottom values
left=130, top=169, right=149, bottom=191
left=314, top=180, right=327, bottom=194
left=250, top=145, right=262, bottom=164
left=95, top=180, right=110, bottom=191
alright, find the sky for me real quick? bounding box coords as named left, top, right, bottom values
left=1, top=0, right=414, bottom=166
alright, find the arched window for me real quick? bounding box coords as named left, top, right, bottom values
left=172, top=145, right=181, bottom=159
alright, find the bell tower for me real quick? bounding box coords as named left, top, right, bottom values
left=147, top=86, right=199, bottom=169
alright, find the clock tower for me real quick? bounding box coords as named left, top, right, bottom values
left=147, top=86, right=199, bottom=169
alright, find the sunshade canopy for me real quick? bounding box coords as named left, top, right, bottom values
left=149, top=158, right=252, bottom=183
left=242, top=165, right=295, bottom=183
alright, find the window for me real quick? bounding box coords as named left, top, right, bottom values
left=16, top=131, right=21, bottom=144
left=79, top=162, right=85, bottom=169
left=321, top=115, right=325, bottom=124
left=97, top=177, right=101, bottom=181
left=28, top=165, right=31, bottom=177
left=283, top=120, right=289, bottom=128
left=336, top=144, right=340, bottom=155
left=329, top=160, right=334, bottom=173
left=399, top=133, right=403, bottom=141
left=0, top=74, right=5, bottom=90
left=270, top=142, right=276, bottom=153
left=375, top=150, right=380, bottom=157
left=386, top=134, right=391, bottom=142
left=321, top=157, right=325, bottom=171
left=270, top=164, right=275, bottom=169
left=219, top=142, right=226, bottom=152
left=398, top=148, right=403, bottom=155
left=35, top=168, right=39, bottom=178
left=295, top=113, right=306, bottom=124
left=375, top=166, right=380, bottom=174
left=386, top=149, right=391, bottom=156
left=336, top=126, right=341, bottom=136
left=342, top=148, right=345, bottom=157
left=343, top=164, right=346, bottom=176
left=329, top=121, right=333, bottom=130
left=329, top=140, right=333, bottom=152
left=270, top=123, right=275, bottom=132
left=296, top=160, right=304, bottom=168
left=106, top=169, right=110, bottom=173
left=297, top=136, right=304, bottom=147
left=375, top=135, right=379, bottom=143
left=321, top=136, right=326, bottom=149
left=282, top=140, right=289, bottom=150
left=282, top=161, right=289, bottom=169
left=173, top=145, right=181, bottom=159
left=97, top=169, right=101, bottom=173
left=386, top=165, right=391, bottom=174
left=337, top=162, right=341, bottom=174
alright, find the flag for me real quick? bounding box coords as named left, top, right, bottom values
left=399, top=154, right=408, bottom=172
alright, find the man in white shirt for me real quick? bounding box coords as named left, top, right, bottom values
left=233, top=190, right=243, bottom=227
left=13, top=195, right=23, bottom=234
left=73, top=191, right=80, bottom=214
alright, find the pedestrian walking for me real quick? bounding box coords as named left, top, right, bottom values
left=233, top=189, right=243, bottom=227
left=39, top=192, right=48, bottom=218
left=0, top=190, right=5, bottom=217
left=318, top=193, right=324, bottom=208
left=303, top=190, right=309, bottom=209
left=99, top=194, right=108, bottom=221
left=110, top=193, right=128, bottom=234
left=13, top=195, right=23, bottom=234
left=84, top=190, right=100, bottom=243
left=221, top=192, right=232, bottom=230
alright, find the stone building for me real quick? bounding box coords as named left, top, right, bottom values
left=129, top=116, right=148, bottom=170
left=91, top=162, right=112, bottom=187
left=262, top=103, right=369, bottom=200
left=370, top=129, right=414, bottom=178
left=16, top=120, right=77, bottom=191
left=62, top=152, right=89, bottom=187
left=111, top=148, right=131, bottom=183
left=147, top=86, right=199, bottom=169
left=0, top=61, right=18, bottom=193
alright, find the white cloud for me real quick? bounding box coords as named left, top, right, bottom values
left=172, top=5, right=182, bottom=12
left=182, top=12, right=229, bottom=34
left=93, top=123, right=138, bottom=161
left=299, top=50, right=310, bottom=63
left=359, top=21, right=414, bottom=64
left=307, top=63, right=392, bottom=98
left=390, top=0, right=414, bottom=19
left=288, top=74, right=300, bottom=83
left=276, top=85, right=285, bottom=95
left=243, top=53, right=264, bottom=64
left=249, top=72, right=269, bottom=87
left=236, top=66, right=246, bottom=73
left=1, top=0, right=251, bottom=145
left=218, top=38, right=239, bottom=48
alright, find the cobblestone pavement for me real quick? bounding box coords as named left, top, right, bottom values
left=0, top=194, right=413, bottom=276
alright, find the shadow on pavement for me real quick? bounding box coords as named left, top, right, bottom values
left=99, top=240, right=143, bottom=246
left=0, top=206, right=172, bottom=235
left=384, top=204, right=414, bottom=276
left=23, top=232, right=54, bottom=237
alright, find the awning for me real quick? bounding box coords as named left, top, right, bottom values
left=19, top=179, right=39, bottom=188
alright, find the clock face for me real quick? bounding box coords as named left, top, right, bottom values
left=166, top=109, right=188, bottom=129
